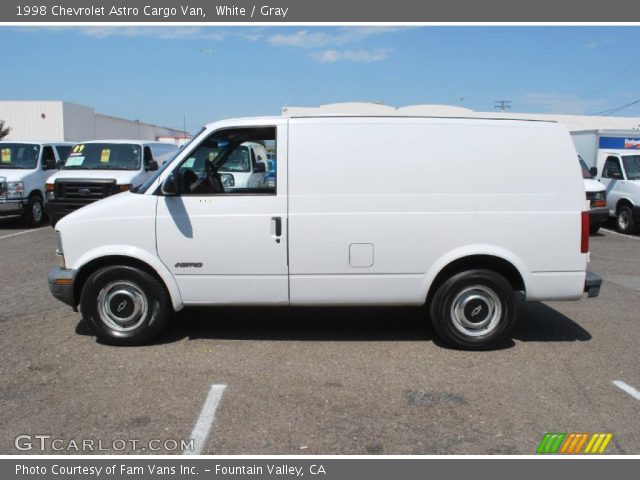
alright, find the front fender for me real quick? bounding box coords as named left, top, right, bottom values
left=71, top=245, right=184, bottom=311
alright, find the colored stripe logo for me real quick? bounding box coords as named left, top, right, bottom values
left=537, top=433, right=613, bottom=454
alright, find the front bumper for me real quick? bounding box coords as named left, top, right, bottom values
left=584, top=271, right=602, bottom=298
left=589, top=206, right=609, bottom=226
left=48, top=267, right=77, bottom=309
left=0, top=198, right=26, bottom=215
left=633, top=205, right=640, bottom=223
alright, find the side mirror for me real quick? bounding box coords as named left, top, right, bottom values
left=161, top=173, right=178, bottom=196
left=589, top=167, right=597, bottom=177
left=44, top=157, right=57, bottom=170
left=253, top=162, right=266, bottom=173
left=146, top=160, right=159, bottom=171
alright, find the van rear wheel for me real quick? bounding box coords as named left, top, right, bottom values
left=429, top=269, right=517, bottom=350
left=80, top=265, right=170, bottom=346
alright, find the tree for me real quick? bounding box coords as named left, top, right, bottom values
left=0, top=120, right=10, bottom=140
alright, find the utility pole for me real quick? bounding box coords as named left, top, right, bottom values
left=494, top=100, right=511, bottom=112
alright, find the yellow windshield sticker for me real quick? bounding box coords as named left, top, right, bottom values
left=1, top=148, right=10, bottom=163
left=71, top=144, right=85, bottom=154
left=100, top=148, right=111, bottom=163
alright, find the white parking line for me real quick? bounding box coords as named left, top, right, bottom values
left=613, top=380, right=640, bottom=401
left=601, top=228, right=640, bottom=241
left=184, top=384, right=227, bottom=455
left=0, top=227, right=48, bottom=240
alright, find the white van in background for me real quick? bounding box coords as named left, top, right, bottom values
left=572, top=129, right=640, bottom=234
left=578, top=156, right=608, bottom=234
left=0, top=141, right=74, bottom=226
left=45, top=140, right=178, bottom=226
left=48, top=113, right=600, bottom=349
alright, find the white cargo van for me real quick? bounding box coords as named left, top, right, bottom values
left=48, top=113, right=601, bottom=349
left=572, top=130, right=640, bottom=233
left=0, top=141, right=74, bottom=226
left=45, top=140, right=178, bottom=226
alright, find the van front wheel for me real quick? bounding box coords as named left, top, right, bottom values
left=429, top=269, right=517, bottom=350
left=80, top=265, right=170, bottom=346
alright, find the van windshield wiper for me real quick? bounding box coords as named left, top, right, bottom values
left=0, top=164, right=26, bottom=169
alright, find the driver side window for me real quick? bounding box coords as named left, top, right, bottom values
left=177, top=126, right=276, bottom=196
left=602, top=156, right=623, bottom=179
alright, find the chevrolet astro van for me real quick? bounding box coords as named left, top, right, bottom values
left=48, top=110, right=601, bottom=349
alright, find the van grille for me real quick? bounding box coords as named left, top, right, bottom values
left=55, top=180, right=118, bottom=202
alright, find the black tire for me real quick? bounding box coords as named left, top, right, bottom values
left=616, top=205, right=637, bottom=234
left=589, top=224, right=601, bottom=235
left=80, top=265, right=170, bottom=346
left=429, top=269, right=517, bottom=350
left=22, top=194, right=45, bottom=227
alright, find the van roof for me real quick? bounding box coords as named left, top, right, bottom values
left=281, top=103, right=557, bottom=123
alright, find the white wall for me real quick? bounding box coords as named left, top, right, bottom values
left=0, top=100, right=64, bottom=141
left=1, top=100, right=188, bottom=144
left=62, top=102, right=96, bottom=141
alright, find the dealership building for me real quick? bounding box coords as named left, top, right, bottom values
left=0, top=100, right=189, bottom=144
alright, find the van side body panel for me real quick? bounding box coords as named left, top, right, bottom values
left=287, top=117, right=587, bottom=304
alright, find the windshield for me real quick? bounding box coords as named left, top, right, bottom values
left=63, top=143, right=141, bottom=170
left=0, top=143, right=40, bottom=169
left=578, top=156, right=592, bottom=179
left=622, top=155, right=640, bottom=180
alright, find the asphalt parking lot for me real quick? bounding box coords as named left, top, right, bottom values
left=0, top=217, right=638, bottom=455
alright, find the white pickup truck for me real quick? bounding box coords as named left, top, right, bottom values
left=0, top=141, right=74, bottom=226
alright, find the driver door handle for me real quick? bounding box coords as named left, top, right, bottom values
left=272, top=217, right=282, bottom=243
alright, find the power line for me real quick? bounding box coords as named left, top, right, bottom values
left=589, top=99, right=640, bottom=116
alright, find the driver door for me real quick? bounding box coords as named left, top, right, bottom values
left=156, top=123, right=289, bottom=305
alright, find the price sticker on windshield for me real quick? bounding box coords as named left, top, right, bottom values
left=1, top=148, right=10, bottom=163
left=65, top=157, right=84, bottom=167
left=100, top=148, right=111, bottom=163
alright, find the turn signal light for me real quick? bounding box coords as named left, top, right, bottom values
left=54, top=278, right=73, bottom=286
left=118, top=184, right=133, bottom=192
left=46, top=183, right=54, bottom=192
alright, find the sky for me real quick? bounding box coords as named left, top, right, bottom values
left=2, top=26, right=640, bottom=133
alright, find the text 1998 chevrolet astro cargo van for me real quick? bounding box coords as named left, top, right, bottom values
left=48, top=112, right=602, bottom=349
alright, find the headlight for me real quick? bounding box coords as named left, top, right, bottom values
left=55, top=231, right=65, bottom=268
left=7, top=181, right=24, bottom=199
left=46, top=183, right=55, bottom=201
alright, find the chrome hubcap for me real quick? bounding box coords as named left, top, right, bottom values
left=450, top=285, right=502, bottom=337
left=32, top=201, right=42, bottom=222
left=97, top=281, right=148, bottom=332
left=618, top=211, right=629, bottom=230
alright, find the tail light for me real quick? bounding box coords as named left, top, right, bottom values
left=581, top=211, right=589, bottom=253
